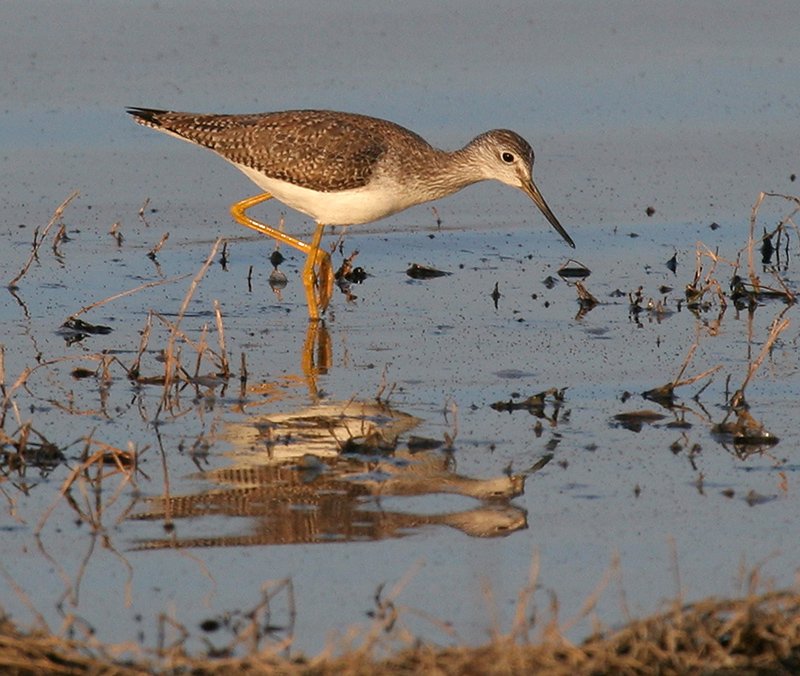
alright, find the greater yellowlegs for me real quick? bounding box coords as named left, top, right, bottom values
left=128, top=108, right=574, bottom=319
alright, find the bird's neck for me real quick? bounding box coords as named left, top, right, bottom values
left=408, top=140, right=491, bottom=201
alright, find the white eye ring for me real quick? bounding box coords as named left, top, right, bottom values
left=501, top=152, right=515, bottom=163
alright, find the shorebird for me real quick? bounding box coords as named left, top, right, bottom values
left=128, top=107, right=574, bottom=319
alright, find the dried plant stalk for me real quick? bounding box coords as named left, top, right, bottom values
left=9, top=190, right=79, bottom=288
left=158, top=238, right=223, bottom=412
left=68, top=274, right=190, bottom=320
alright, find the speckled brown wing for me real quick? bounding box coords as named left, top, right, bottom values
left=236, top=111, right=390, bottom=192
left=128, top=109, right=388, bottom=193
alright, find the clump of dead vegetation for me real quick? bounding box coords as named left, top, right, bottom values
left=1, top=565, right=800, bottom=676
left=611, top=192, right=797, bottom=459
left=686, top=192, right=798, bottom=312
left=1, top=196, right=233, bottom=493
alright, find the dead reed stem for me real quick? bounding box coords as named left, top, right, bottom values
left=151, top=311, right=226, bottom=379
left=737, top=316, right=790, bottom=399
left=510, top=551, right=541, bottom=643
left=147, top=232, right=170, bottom=258
left=743, top=191, right=800, bottom=287
left=1, top=367, right=33, bottom=427
left=158, top=238, right=223, bottom=414
left=350, top=560, right=425, bottom=658
left=9, top=190, right=79, bottom=288
left=34, top=437, right=138, bottom=535
left=559, top=557, right=618, bottom=636
left=130, top=311, right=154, bottom=379
left=214, top=299, right=230, bottom=377
left=194, top=324, right=209, bottom=379
left=68, top=274, right=191, bottom=320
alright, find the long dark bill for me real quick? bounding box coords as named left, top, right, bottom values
left=522, top=179, right=575, bottom=248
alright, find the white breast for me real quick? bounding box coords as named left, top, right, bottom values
left=235, top=163, right=422, bottom=226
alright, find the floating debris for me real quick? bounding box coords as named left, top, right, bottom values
left=58, top=317, right=113, bottom=344
left=642, top=383, right=676, bottom=408
left=613, top=410, right=666, bottom=432
left=406, top=263, right=450, bottom=279
left=629, top=286, right=644, bottom=312
left=60, top=318, right=113, bottom=335
left=269, top=250, right=285, bottom=267
left=729, top=274, right=793, bottom=309
left=526, top=453, right=553, bottom=473
left=1, top=430, right=65, bottom=473
left=665, top=419, right=693, bottom=430
left=684, top=284, right=704, bottom=303
left=712, top=412, right=779, bottom=450
left=490, top=282, right=501, bottom=308
left=575, top=281, right=598, bottom=310
left=490, top=388, right=565, bottom=417
left=760, top=230, right=774, bottom=264
left=335, top=250, right=367, bottom=283
left=491, top=395, right=546, bottom=414
left=558, top=260, right=591, bottom=279
left=345, top=267, right=367, bottom=283
left=745, top=490, right=777, bottom=507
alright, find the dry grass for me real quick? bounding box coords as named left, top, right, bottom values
left=1, top=587, right=800, bottom=675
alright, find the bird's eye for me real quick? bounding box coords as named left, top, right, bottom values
left=501, top=152, right=515, bottom=163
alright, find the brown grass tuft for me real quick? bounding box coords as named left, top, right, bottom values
left=1, top=587, right=800, bottom=676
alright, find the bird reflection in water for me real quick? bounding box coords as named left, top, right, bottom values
left=131, top=398, right=527, bottom=548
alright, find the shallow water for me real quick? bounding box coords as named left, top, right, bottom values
left=2, top=207, right=798, bottom=653
left=2, top=0, right=800, bottom=659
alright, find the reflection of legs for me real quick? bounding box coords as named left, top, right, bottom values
left=230, top=193, right=333, bottom=320
left=302, top=320, right=332, bottom=387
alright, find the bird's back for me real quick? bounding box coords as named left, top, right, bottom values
left=127, top=108, right=436, bottom=193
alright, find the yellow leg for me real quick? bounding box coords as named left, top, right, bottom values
left=230, top=193, right=333, bottom=320
left=301, top=221, right=334, bottom=320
